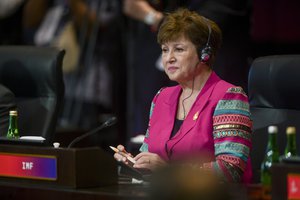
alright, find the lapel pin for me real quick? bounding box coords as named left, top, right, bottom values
left=193, top=111, right=199, bottom=121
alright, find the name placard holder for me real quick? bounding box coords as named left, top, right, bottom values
left=0, top=144, right=117, bottom=188
left=0, top=153, right=57, bottom=180
left=272, top=163, right=300, bottom=200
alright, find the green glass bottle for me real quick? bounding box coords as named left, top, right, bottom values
left=6, top=110, right=19, bottom=139
left=261, top=125, right=280, bottom=199
left=284, top=126, right=297, bottom=158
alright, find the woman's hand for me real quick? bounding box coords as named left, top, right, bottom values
left=113, top=144, right=134, bottom=165
left=133, top=152, right=166, bottom=171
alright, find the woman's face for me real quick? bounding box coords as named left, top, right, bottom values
left=161, top=36, right=200, bottom=83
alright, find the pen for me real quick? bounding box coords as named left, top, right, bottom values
left=109, top=146, right=136, bottom=164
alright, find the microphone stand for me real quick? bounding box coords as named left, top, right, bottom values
left=68, top=117, right=117, bottom=148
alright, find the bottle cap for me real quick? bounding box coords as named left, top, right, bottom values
left=9, top=110, right=18, bottom=116
left=268, top=126, right=278, bottom=134
left=53, top=142, right=60, bottom=148
left=286, top=126, right=296, bottom=135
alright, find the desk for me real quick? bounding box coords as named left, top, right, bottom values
left=0, top=179, right=149, bottom=200
left=0, top=144, right=265, bottom=200
left=0, top=178, right=260, bottom=200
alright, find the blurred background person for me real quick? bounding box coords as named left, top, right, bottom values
left=123, top=0, right=251, bottom=149
left=22, top=0, right=126, bottom=145
left=0, top=0, right=26, bottom=45
left=64, top=0, right=124, bottom=132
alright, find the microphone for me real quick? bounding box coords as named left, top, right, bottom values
left=67, top=116, right=117, bottom=148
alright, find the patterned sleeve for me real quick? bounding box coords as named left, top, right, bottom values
left=203, top=87, right=252, bottom=182
left=139, top=88, right=165, bottom=152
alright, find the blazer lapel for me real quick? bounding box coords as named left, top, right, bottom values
left=166, top=72, right=221, bottom=154
left=161, top=86, right=182, bottom=140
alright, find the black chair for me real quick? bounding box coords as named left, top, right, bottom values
left=0, top=46, right=65, bottom=146
left=248, top=55, right=300, bottom=183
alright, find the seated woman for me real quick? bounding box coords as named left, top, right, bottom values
left=115, top=8, right=252, bottom=183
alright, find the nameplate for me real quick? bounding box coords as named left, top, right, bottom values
left=0, top=152, right=57, bottom=180
left=288, top=173, right=300, bottom=199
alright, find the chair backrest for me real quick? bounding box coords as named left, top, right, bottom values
left=0, top=46, right=65, bottom=146
left=248, top=55, right=300, bottom=183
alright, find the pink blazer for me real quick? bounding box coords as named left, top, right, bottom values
left=141, top=72, right=253, bottom=183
